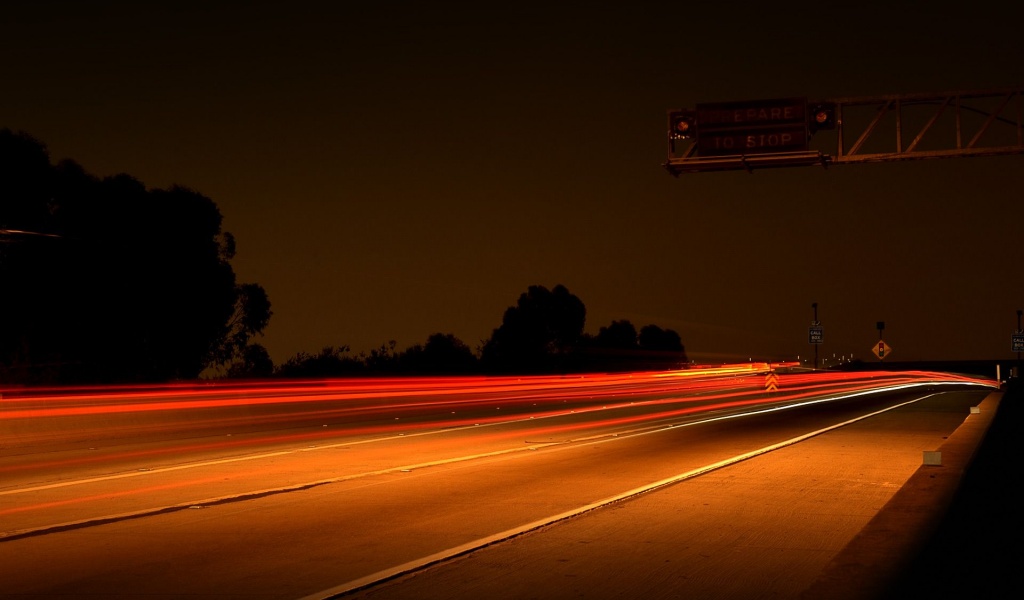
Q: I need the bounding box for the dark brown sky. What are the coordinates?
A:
[3,1,1023,366]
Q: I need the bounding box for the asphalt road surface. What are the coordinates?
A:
[340,389,1000,600]
[0,369,1003,599]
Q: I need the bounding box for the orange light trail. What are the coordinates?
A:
[0,365,771,420]
[1,366,997,522]
[1,366,997,465]
[1,366,995,427]
[0,474,231,517]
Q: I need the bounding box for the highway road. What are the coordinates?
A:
[0,366,997,599]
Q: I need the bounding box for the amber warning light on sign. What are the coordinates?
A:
[809,103,837,132]
[670,110,697,139]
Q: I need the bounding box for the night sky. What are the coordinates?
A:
[4,1,1023,366]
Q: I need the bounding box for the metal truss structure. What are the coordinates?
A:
[665,88,1024,175]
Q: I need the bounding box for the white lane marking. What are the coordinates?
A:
[1,383,988,543]
[0,449,296,496]
[0,406,584,496]
[0,441,565,541]
[2,380,986,497]
[296,389,968,600]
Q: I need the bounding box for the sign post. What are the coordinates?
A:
[809,302,821,369]
[875,321,886,361]
[1014,309,1023,377]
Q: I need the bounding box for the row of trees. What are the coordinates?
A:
[1,129,271,384]
[256,285,687,378]
[1,130,686,384]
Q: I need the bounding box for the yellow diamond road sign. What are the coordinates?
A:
[873,340,891,360]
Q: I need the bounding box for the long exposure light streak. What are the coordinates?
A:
[0,365,998,547]
[2,366,996,454]
[2,372,991,484]
[1,367,760,417]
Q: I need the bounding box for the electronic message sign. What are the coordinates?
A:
[694,97,809,156]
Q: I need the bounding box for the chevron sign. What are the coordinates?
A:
[765,371,780,392]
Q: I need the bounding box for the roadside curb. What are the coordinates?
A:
[800,391,1001,599]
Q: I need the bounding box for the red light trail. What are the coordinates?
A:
[2,365,995,461]
[0,365,997,562]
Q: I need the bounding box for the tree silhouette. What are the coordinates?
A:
[214,283,273,373]
[275,345,361,378]
[0,129,271,383]
[227,343,274,378]
[638,324,684,352]
[362,340,399,373]
[481,284,586,373]
[593,320,639,350]
[637,324,689,369]
[400,333,478,374]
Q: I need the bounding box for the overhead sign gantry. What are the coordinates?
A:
[665,88,1024,174]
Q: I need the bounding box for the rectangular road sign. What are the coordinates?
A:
[698,125,809,156]
[693,97,810,156]
[696,98,807,130]
[1013,334,1024,352]
[809,326,823,344]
